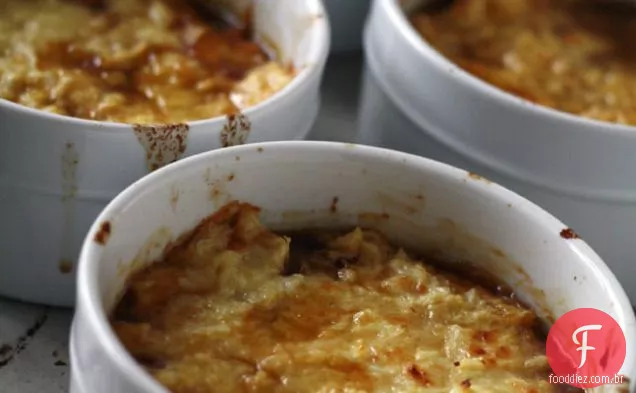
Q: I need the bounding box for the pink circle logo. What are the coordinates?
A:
[546,308,626,388]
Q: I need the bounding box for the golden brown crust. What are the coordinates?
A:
[0,0,294,124]
[112,202,577,392]
[412,0,636,125]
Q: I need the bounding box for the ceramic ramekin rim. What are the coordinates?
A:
[76,141,636,392]
[0,0,330,133]
[381,0,636,137]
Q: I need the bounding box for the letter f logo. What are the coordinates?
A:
[546,308,626,389]
[572,324,602,368]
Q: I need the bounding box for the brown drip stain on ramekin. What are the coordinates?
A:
[132,123,190,172]
[60,142,79,275]
[58,259,73,274]
[329,196,339,213]
[220,112,251,147]
[560,228,580,239]
[94,220,112,246]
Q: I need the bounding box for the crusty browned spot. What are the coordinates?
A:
[461,379,472,388]
[330,197,339,213]
[467,171,491,183]
[560,228,580,239]
[481,357,497,367]
[227,173,235,181]
[406,364,432,386]
[469,344,486,356]
[58,259,73,274]
[132,124,190,171]
[496,346,511,358]
[453,361,460,367]
[220,113,251,147]
[94,221,112,245]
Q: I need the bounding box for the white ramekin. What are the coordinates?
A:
[357,0,636,303]
[323,0,371,52]
[70,141,634,393]
[0,0,329,307]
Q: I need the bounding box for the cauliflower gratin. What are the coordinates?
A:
[112,202,580,392]
[412,0,636,126]
[0,0,295,124]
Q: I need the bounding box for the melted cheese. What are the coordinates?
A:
[412,0,636,126]
[0,0,294,124]
[112,202,571,392]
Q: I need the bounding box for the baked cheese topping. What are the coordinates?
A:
[0,0,294,124]
[112,202,577,392]
[412,0,636,126]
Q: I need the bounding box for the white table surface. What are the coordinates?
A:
[0,52,364,393]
